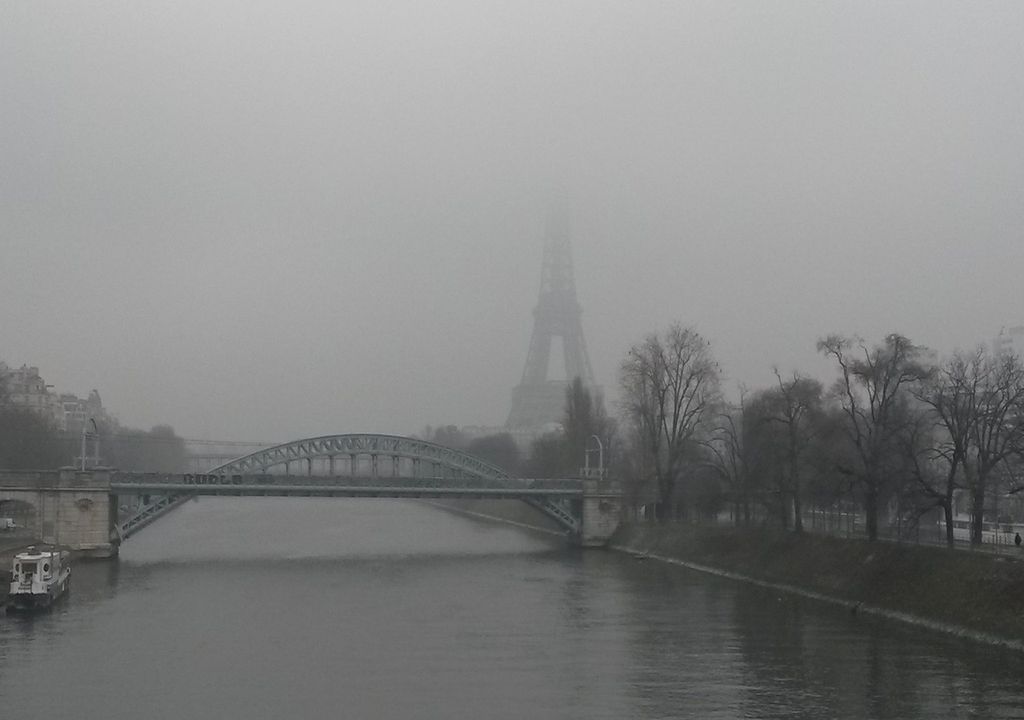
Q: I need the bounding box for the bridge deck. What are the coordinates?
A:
[111,482,581,499]
[111,472,584,540]
[111,473,582,500]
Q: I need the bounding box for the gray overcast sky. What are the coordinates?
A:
[3,1,1023,441]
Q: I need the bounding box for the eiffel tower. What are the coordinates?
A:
[506,207,596,432]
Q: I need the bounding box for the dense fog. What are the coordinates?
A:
[3,1,1023,440]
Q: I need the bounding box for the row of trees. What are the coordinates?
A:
[613,324,1024,546]
[0,373,69,469]
[420,423,523,474]
[421,377,615,479]
[0,373,187,472]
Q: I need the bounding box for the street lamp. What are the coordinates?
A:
[92,418,100,467]
[80,417,98,471]
[584,434,604,478]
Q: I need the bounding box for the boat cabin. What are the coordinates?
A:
[8,546,71,611]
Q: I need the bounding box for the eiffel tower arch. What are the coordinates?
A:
[506,208,596,433]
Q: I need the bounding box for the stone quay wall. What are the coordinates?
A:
[0,468,119,558]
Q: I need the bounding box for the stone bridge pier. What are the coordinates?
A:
[579,477,622,547]
[0,468,119,558]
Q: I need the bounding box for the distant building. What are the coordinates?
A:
[1,362,112,433]
[60,389,110,436]
[994,326,1024,358]
[0,363,63,427]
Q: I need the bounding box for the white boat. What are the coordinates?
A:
[7,547,71,612]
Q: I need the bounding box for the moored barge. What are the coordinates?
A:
[7,547,71,612]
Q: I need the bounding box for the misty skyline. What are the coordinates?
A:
[3,1,1023,441]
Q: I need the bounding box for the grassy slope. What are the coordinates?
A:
[613,523,1024,643]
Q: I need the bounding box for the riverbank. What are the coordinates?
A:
[611,523,1024,648]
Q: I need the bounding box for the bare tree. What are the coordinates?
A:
[761,369,825,533]
[616,418,657,518]
[703,389,756,526]
[522,379,614,479]
[963,350,1024,544]
[466,433,522,475]
[802,404,860,530]
[911,350,978,545]
[425,425,469,449]
[563,376,614,474]
[0,406,67,470]
[817,333,931,541]
[619,323,719,520]
[104,424,187,472]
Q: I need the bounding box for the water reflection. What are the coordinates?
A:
[728,571,1024,719]
[68,557,123,602]
[610,557,1024,720]
[3,501,1024,719]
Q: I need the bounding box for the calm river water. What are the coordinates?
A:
[2,498,1024,719]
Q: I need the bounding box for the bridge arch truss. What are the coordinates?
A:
[118,434,580,537]
[211,434,516,483]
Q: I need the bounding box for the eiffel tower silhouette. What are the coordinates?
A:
[506,207,595,431]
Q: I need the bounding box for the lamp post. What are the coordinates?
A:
[92,418,100,467]
[80,417,98,470]
[584,434,604,478]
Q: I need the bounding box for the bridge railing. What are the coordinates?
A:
[111,472,582,492]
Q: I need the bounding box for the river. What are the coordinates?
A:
[2,498,1023,719]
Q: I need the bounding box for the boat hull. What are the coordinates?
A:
[7,570,70,613]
